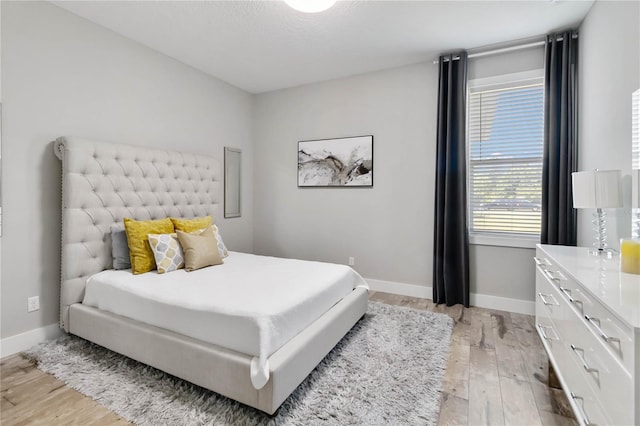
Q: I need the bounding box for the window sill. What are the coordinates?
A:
[470,233,539,249]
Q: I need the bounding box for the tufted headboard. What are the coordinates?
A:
[54,137,222,331]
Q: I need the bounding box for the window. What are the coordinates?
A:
[467,70,544,246]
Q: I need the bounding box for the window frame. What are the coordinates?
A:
[466,69,545,248]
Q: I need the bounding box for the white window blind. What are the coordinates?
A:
[467,72,544,237]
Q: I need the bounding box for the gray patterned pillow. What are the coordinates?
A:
[111,223,131,270]
[148,233,185,274]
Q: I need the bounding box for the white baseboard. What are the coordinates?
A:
[1,323,63,358]
[366,278,431,298]
[366,278,535,316]
[469,292,534,315]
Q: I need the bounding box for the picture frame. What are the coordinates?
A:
[297,135,373,187]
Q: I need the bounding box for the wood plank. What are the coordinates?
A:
[469,310,495,350]
[442,341,470,400]
[441,377,469,401]
[370,292,405,305]
[468,346,499,382]
[520,345,549,385]
[467,346,504,426]
[0,354,132,426]
[1,396,16,412]
[0,361,42,392]
[468,376,505,426]
[490,310,520,348]
[4,385,85,425]
[3,374,66,406]
[494,341,529,381]
[538,410,578,426]
[399,295,430,310]
[499,377,542,426]
[437,392,469,426]
[509,312,535,331]
[530,381,575,418]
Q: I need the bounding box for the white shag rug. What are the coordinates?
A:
[26,302,453,426]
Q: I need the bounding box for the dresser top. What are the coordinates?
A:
[538,244,640,329]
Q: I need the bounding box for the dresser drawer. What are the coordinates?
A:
[535,245,640,426]
[558,308,633,425]
[536,253,635,374]
[554,339,613,426]
[536,313,613,426]
[536,266,565,326]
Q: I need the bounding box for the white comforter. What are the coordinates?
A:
[83,252,369,389]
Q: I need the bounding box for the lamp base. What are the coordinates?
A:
[588,247,618,258]
[590,208,616,256]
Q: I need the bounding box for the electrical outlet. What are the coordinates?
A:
[348,257,355,266]
[27,296,40,312]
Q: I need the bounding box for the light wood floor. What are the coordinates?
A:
[1,292,576,425]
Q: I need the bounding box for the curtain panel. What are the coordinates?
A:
[541,31,579,246]
[433,52,470,307]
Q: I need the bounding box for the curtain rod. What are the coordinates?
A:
[433,33,578,64]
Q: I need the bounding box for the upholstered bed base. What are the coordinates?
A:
[69,287,368,414]
[55,136,369,414]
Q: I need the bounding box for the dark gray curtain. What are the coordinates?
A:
[541,31,579,246]
[433,52,469,307]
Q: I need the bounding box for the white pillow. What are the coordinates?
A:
[212,224,229,258]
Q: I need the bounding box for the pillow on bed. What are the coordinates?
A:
[148,233,184,274]
[171,216,229,258]
[189,224,229,259]
[124,217,174,274]
[171,216,212,233]
[176,227,223,271]
[110,223,131,270]
[211,224,229,258]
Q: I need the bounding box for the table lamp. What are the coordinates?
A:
[572,169,622,256]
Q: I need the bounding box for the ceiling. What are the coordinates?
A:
[53,1,594,94]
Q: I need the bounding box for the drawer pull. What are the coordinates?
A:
[559,286,584,311]
[584,315,621,343]
[543,269,561,282]
[533,257,548,269]
[570,393,596,426]
[570,344,599,374]
[559,286,574,301]
[537,323,558,341]
[538,292,559,306]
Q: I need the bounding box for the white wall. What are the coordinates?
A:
[253,51,542,308]
[254,63,437,287]
[578,0,640,248]
[0,1,254,341]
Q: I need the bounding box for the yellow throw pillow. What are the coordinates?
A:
[171,216,213,233]
[124,217,174,274]
[176,226,223,272]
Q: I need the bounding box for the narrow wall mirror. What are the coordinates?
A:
[224,147,241,218]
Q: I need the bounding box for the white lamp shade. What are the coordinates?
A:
[572,169,623,209]
[633,169,640,209]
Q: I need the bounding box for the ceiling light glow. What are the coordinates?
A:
[284,0,337,13]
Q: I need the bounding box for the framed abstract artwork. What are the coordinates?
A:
[298,135,373,187]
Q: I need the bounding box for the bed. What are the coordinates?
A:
[54,136,369,414]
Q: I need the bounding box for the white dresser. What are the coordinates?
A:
[535,244,640,426]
